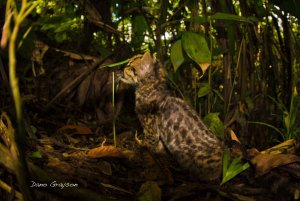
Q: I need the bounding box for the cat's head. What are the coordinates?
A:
[121,52,157,85]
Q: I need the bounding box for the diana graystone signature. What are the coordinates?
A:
[30,181,78,189]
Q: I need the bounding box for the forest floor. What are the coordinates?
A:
[1,48,300,201]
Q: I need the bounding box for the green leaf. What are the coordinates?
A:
[30,125,37,134]
[245,96,254,111]
[222,149,230,176]
[268,95,287,112]
[228,157,242,169]
[210,12,256,23]
[283,112,290,133]
[290,89,300,122]
[186,13,257,24]
[170,40,185,72]
[101,59,129,68]
[198,83,211,98]
[227,24,236,56]
[55,32,67,42]
[248,121,285,137]
[132,15,149,46]
[212,89,224,102]
[254,0,267,18]
[203,112,225,137]
[133,15,148,33]
[182,31,211,74]
[31,151,43,159]
[221,153,250,185]
[221,162,250,185]
[54,18,75,33]
[186,16,208,24]
[18,27,35,59]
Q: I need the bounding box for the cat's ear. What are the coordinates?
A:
[138,52,154,77]
[142,51,153,64]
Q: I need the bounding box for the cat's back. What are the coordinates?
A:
[158,96,224,180]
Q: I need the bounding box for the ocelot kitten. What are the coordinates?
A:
[122,52,224,181]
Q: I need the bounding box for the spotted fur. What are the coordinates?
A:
[122,52,224,180]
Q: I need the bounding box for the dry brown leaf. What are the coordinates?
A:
[137,181,161,201]
[43,145,54,152]
[47,155,74,174]
[63,151,88,158]
[116,131,133,143]
[97,161,112,175]
[251,153,300,177]
[59,124,93,135]
[199,63,210,75]
[228,128,241,144]
[88,145,122,158]
[65,135,81,145]
[0,112,14,147]
[247,148,260,158]
[0,10,12,48]
[261,139,296,155]
[54,48,95,60]
[101,182,132,194]
[87,145,135,159]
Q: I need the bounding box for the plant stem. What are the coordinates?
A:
[9,18,34,201]
[112,71,117,146]
[248,121,284,138]
[208,19,213,113]
[7,1,40,200]
[227,37,244,115]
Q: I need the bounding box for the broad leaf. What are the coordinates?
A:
[204,112,225,137]
[170,40,185,72]
[132,15,149,47]
[182,31,211,74]
[221,152,250,185]
[187,16,208,24]
[186,13,257,24]
[211,12,256,23]
[222,161,249,185]
[222,149,230,176]
[198,82,211,98]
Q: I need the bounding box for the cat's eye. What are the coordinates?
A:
[130,67,137,75]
